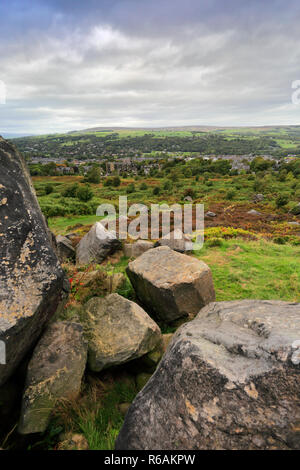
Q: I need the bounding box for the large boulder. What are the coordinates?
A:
[18,321,87,434]
[76,222,121,266]
[126,246,215,322]
[83,294,162,372]
[154,229,193,253]
[56,235,75,262]
[0,137,68,386]
[116,300,300,450]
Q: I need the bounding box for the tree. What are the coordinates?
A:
[76,185,94,202]
[84,166,101,184]
[112,176,121,187]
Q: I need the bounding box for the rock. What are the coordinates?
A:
[126,246,215,322]
[184,196,193,203]
[58,433,89,450]
[0,137,68,386]
[116,300,300,450]
[253,193,264,203]
[118,403,131,417]
[123,240,154,258]
[103,272,126,294]
[205,211,216,217]
[154,229,193,253]
[56,235,75,262]
[247,209,262,216]
[162,333,173,352]
[136,372,152,392]
[83,294,162,372]
[18,321,87,434]
[288,222,300,226]
[291,203,300,216]
[76,222,122,266]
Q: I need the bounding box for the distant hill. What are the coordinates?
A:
[71,124,300,134]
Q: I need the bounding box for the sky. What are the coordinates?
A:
[0,0,300,135]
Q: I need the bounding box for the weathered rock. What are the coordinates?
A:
[76,222,121,266]
[103,272,126,293]
[123,240,154,258]
[247,209,262,216]
[58,433,89,450]
[116,300,300,450]
[126,246,215,322]
[253,193,264,203]
[154,230,193,253]
[0,137,68,386]
[205,211,216,217]
[83,294,162,372]
[56,235,75,262]
[18,321,87,434]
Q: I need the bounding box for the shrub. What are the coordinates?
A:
[45,184,54,195]
[112,176,121,187]
[275,194,289,208]
[140,182,148,190]
[84,166,101,184]
[62,183,79,198]
[126,183,135,194]
[76,185,94,202]
[226,189,236,200]
[153,186,161,196]
[206,237,224,247]
[183,187,196,199]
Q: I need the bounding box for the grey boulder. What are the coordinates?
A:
[83,294,162,372]
[126,246,215,322]
[0,137,67,386]
[56,235,75,262]
[123,240,154,258]
[116,300,300,450]
[154,229,193,253]
[76,222,121,266]
[18,321,87,434]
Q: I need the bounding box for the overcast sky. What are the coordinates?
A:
[1,0,300,135]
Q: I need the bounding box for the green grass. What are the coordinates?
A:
[195,238,300,302]
[49,214,103,234]
[48,378,137,450]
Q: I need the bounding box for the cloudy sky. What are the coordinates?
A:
[0,0,300,135]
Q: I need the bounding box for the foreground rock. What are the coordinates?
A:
[154,230,193,253]
[84,294,161,372]
[116,300,300,450]
[19,322,87,434]
[0,137,67,386]
[123,240,154,258]
[56,235,75,262]
[76,222,121,266]
[126,246,215,322]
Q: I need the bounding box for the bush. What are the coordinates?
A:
[206,237,224,247]
[153,186,161,196]
[76,185,94,202]
[62,183,79,198]
[183,187,196,199]
[126,183,135,194]
[275,194,289,208]
[44,184,54,195]
[226,189,236,200]
[84,166,101,184]
[112,176,121,187]
[140,182,148,191]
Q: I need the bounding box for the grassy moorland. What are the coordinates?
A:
[4,131,300,450]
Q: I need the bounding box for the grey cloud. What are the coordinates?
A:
[1,1,300,133]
